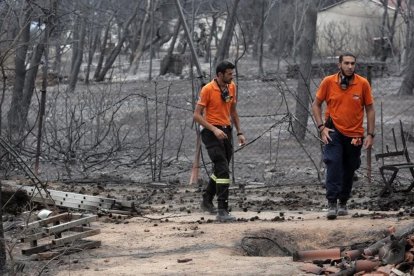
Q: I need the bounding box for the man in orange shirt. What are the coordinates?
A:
[193,61,246,222]
[312,53,375,220]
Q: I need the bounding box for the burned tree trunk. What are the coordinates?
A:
[160,19,181,75]
[399,54,414,95]
[205,13,218,63]
[8,1,57,140]
[93,16,113,81]
[258,0,266,77]
[8,3,31,139]
[214,0,240,66]
[95,5,138,82]
[0,182,5,270]
[293,1,319,140]
[379,0,402,61]
[129,0,152,75]
[67,15,86,92]
[399,0,414,95]
[84,1,103,84]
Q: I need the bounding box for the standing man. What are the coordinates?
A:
[312,53,375,220]
[193,61,246,222]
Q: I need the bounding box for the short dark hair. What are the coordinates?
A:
[216,61,235,76]
[339,52,356,63]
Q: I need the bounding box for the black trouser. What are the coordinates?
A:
[323,130,362,204]
[201,126,233,210]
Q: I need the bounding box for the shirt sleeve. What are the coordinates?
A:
[230,82,237,104]
[362,80,374,106]
[315,77,329,102]
[197,85,209,107]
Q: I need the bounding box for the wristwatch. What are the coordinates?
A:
[367,133,375,138]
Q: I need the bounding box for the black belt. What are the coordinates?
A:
[214,125,231,129]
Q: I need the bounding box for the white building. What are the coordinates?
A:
[316,0,406,58]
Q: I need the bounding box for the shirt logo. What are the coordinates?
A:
[352,94,361,100]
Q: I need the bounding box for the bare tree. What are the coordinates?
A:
[8,0,57,140]
[129,0,153,75]
[214,0,240,66]
[379,0,402,61]
[400,0,414,71]
[7,1,32,139]
[291,0,307,63]
[204,11,219,63]
[293,0,319,140]
[0,182,5,270]
[399,0,414,95]
[95,3,139,82]
[267,0,295,70]
[159,19,181,75]
[92,14,114,81]
[258,0,266,76]
[84,0,104,84]
[67,1,87,93]
[237,1,262,57]
[0,2,17,267]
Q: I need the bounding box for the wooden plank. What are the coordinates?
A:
[104,209,133,215]
[22,243,54,255]
[46,216,97,234]
[69,226,93,232]
[52,229,101,246]
[113,199,134,208]
[21,231,48,243]
[22,239,102,256]
[27,240,102,259]
[29,251,60,261]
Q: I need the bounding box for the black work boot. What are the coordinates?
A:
[337,201,348,216]
[326,201,337,220]
[216,184,236,222]
[201,194,216,214]
[200,179,217,214]
[216,209,236,222]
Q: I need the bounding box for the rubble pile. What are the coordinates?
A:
[295,223,414,275]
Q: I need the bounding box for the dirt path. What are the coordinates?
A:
[45,209,412,276]
[7,180,414,275]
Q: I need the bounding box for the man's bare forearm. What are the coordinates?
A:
[366,105,375,134]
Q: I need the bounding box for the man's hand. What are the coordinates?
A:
[320,127,334,144]
[238,134,246,146]
[364,135,374,149]
[213,128,228,140]
[351,138,362,146]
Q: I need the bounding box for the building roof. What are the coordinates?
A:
[320,0,406,12]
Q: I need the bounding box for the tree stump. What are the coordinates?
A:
[160,54,185,75]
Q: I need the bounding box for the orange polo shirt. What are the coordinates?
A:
[197,79,236,126]
[316,73,374,137]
